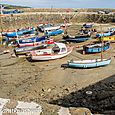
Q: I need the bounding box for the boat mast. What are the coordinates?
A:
[64,18,67,35]
[0,6,4,44]
[100,24,104,61]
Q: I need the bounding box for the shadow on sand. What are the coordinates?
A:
[49,74,115,114]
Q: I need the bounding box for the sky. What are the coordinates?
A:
[0,0,115,8]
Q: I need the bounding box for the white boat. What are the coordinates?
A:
[44,26,61,31]
[30,42,73,61]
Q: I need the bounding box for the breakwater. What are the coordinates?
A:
[0,12,115,31]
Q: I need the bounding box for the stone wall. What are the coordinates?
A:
[0,13,115,31]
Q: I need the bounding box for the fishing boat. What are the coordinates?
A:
[98,36,115,41]
[16,36,48,47]
[14,44,48,56]
[63,34,91,43]
[67,32,111,68]
[83,41,110,54]
[59,23,72,27]
[45,29,64,36]
[2,27,35,37]
[96,31,113,37]
[83,23,93,28]
[38,23,60,32]
[29,42,73,61]
[68,58,111,68]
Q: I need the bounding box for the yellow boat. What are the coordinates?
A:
[99,36,115,41]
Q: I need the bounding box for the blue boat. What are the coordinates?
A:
[83,24,93,28]
[68,57,111,68]
[17,36,47,44]
[2,28,35,37]
[83,41,110,54]
[96,31,113,37]
[45,29,64,36]
[63,34,91,43]
[2,9,24,14]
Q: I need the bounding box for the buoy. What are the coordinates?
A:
[83,51,86,55]
[86,91,93,95]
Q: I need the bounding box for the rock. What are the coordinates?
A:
[58,93,63,97]
[58,100,63,105]
[69,107,92,115]
[42,88,45,92]
[11,53,16,58]
[40,93,44,96]
[3,50,10,54]
[47,88,51,92]
[58,107,71,115]
[64,88,70,92]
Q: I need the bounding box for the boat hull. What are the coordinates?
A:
[64,37,90,43]
[14,45,47,56]
[63,34,91,43]
[45,29,64,36]
[68,58,111,68]
[30,47,73,61]
[3,28,35,37]
[96,32,113,37]
[83,42,110,53]
[102,36,115,41]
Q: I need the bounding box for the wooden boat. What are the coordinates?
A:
[38,23,60,32]
[96,31,113,37]
[68,58,111,68]
[83,24,93,28]
[2,27,35,37]
[2,9,23,14]
[16,36,48,47]
[14,44,48,56]
[44,26,61,31]
[98,36,115,41]
[83,41,110,54]
[63,34,91,43]
[59,23,72,27]
[29,42,73,61]
[67,24,111,69]
[45,29,64,36]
